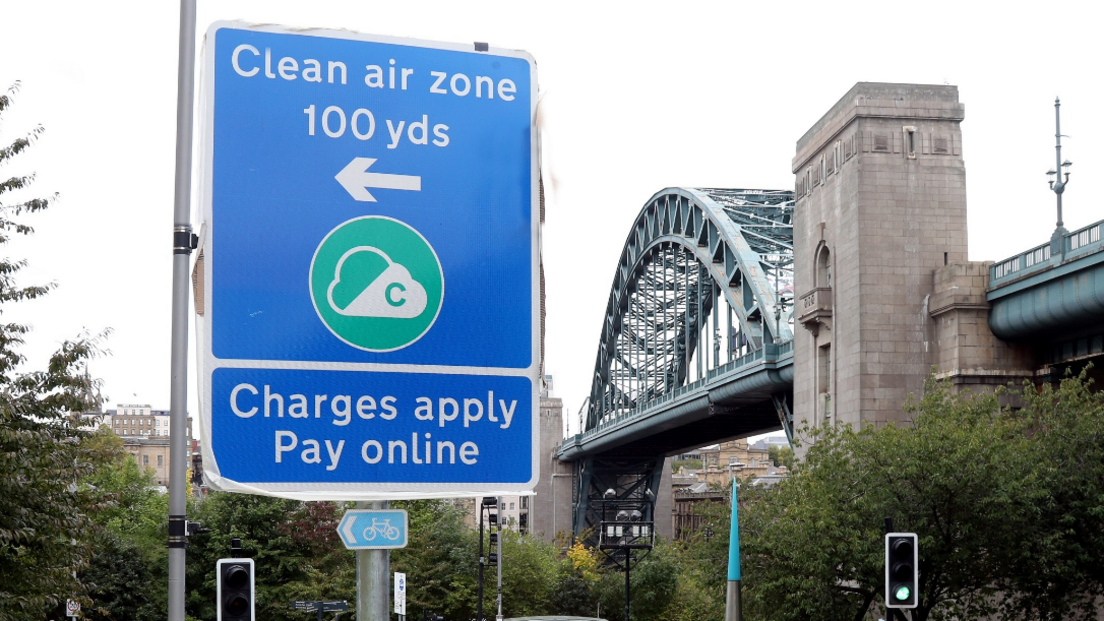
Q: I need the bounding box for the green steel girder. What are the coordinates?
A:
[586,188,794,432]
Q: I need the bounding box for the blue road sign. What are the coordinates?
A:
[196,23,539,500]
[338,509,409,549]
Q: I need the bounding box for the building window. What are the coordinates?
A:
[904,126,916,159]
[521,497,528,509]
[143,455,149,466]
[500,503,505,511]
[819,345,832,393]
[834,140,842,172]
[816,245,832,288]
[509,502,515,511]
[157,455,163,467]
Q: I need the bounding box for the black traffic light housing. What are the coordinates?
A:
[217,558,255,620]
[885,533,918,609]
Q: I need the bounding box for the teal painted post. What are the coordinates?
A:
[724,477,741,621]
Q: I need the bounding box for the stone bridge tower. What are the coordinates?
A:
[792,83,969,436]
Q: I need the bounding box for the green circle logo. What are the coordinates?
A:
[310,216,444,352]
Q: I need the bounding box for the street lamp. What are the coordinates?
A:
[599,500,654,621]
[1048,97,1073,252]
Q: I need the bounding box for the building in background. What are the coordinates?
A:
[697,438,772,487]
[84,403,194,488]
[527,375,572,543]
[467,376,573,543]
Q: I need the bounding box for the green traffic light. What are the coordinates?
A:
[894,585,911,601]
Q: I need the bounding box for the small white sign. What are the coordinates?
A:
[66,599,80,617]
[394,572,406,615]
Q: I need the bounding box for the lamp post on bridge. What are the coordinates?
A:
[1047,97,1073,254]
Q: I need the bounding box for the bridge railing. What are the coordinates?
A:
[990,219,1104,287]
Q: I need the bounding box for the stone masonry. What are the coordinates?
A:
[793,83,970,435]
[792,83,1035,441]
[528,394,573,543]
[929,261,1033,388]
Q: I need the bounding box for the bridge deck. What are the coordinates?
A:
[988,219,1104,342]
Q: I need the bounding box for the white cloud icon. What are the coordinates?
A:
[326,246,428,319]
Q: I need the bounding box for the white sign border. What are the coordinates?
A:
[195,21,541,501]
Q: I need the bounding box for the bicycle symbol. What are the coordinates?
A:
[362,518,401,542]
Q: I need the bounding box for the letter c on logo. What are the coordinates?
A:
[386,282,407,307]
[230,383,259,418]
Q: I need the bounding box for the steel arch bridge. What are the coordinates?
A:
[557,187,797,539]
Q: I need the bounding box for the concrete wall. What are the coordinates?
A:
[793,83,969,436]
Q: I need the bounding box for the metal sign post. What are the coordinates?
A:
[167,2,197,621]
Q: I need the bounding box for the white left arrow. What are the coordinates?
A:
[341,515,357,545]
[335,157,421,202]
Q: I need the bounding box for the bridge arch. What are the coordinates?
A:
[586,188,795,432]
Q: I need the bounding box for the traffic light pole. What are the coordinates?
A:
[478,503,485,621]
[168,1,197,620]
[356,500,390,621]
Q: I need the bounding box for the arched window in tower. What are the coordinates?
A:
[816,245,832,289]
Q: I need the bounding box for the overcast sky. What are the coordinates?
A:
[1,1,1101,437]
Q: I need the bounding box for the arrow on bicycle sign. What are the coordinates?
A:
[337,509,408,549]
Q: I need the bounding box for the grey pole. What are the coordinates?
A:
[1055,98,1065,230]
[1048,97,1072,254]
[356,500,390,621]
[478,502,485,621]
[167,1,197,620]
[495,515,503,621]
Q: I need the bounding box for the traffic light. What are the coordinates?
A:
[217,558,255,620]
[885,533,918,609]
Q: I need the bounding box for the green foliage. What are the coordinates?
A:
[739,372,1104,621]
[392,499,476,618]
[184,492,329,621]
[78,427,169,618]
[767,444,794,469]
[82,529,164,621]
[595,542,678,621]
[0,81,108,621]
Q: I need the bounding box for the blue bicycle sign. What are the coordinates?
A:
[337,509,408,549]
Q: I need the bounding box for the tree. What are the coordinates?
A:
[767,445,794,469]
[997,369,1104,620]
[0,82,107,621]
[739,374,1104,621]
[79,427,168,619]
[594,541,678,621]
[550,540,602,616]
[185,491,319,621]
